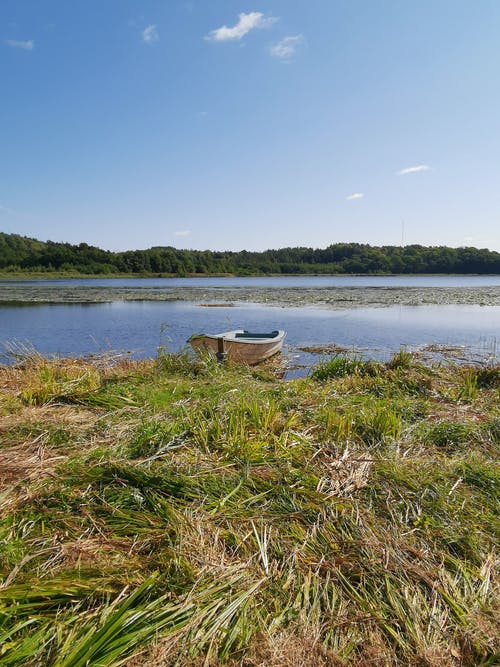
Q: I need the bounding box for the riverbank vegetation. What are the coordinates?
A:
[1,232,500,276]
[1,349,498,665]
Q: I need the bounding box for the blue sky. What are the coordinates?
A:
[1,1,500,252]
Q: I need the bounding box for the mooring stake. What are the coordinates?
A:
[216,337,227,363]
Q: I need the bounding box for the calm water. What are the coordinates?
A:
[1,300,498,369]
[1,275,500,287]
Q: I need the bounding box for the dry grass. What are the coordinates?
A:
[129,627,345,667]
[0,442,65,487]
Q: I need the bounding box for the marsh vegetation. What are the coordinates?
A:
[0,349,498,665]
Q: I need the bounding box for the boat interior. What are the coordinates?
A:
[234,331,280,339]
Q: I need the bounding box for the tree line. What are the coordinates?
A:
[1,232,499,275]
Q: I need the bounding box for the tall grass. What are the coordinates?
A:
[0,353,498,665]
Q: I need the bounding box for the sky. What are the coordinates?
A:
[1,1,500,253]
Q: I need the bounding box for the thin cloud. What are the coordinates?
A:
[206,12,277,42]
[5,39,34,50]
[175,230,192,237]
[270,35,304,60]
[397,165,431,175]
[346,193,365,200]
[1,204,19,214]
[0,203,30,218]
[142,25,159,44]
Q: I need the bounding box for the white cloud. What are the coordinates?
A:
[397,165,431,175]
[270,35,304,60]
[175,230,192,237]
[5,39,34,50]
[142,25,159,44]
[346,193,365,200]
[206,12,277,42]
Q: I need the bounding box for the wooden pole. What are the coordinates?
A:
[216,337,227,363]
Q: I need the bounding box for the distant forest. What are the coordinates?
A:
[1,232,499,275]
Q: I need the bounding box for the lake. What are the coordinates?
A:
[1,276,498,370]
[2,275,500,288]
[1,297,499,371]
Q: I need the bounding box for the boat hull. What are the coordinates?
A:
[189,330,286,365]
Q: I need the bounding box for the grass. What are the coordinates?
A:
[310,354,378,380]
[0,351,498,666]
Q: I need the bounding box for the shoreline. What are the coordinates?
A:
[1,284,499,308]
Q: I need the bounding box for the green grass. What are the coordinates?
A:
[0,352,498,665]
[310,354,378,380]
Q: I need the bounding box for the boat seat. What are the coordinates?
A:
[234,331,279,339]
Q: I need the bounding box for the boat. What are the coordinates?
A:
[188,329,286,365]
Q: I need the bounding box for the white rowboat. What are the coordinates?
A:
[189,329,286,365]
